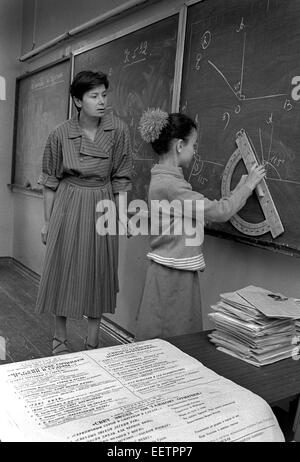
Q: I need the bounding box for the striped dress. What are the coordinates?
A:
[36,111,132,319]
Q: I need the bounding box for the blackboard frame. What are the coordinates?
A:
[10,56,71,195]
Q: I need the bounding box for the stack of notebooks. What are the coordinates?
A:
[208,286,300,367]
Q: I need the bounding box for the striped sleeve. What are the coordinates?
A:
[38,130,62,190]
[204,184,252,222]
[111,123,133,194]
[164,176,253,223]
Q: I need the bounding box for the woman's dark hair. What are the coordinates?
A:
[151,113,197,155]
[70,70,109,109]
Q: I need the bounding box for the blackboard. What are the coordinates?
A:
[73,14,179,201]
[12,58,70,191]
[180,0,300,255]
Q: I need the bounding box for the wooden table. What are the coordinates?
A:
[168,330,300,440]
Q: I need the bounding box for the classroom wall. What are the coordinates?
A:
[0,0,22,257]
[13,0,300,335]
[21,0,135,55]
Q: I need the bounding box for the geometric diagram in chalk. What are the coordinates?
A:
[221,129,284,238]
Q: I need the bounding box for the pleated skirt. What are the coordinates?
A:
[36,177,118,319]
[135,260,203,341]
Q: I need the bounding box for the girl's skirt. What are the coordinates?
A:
[36,177,118,319]
[135,260,203,340]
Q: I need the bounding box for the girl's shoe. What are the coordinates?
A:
[52,337,70,355]
[84,338,99,350]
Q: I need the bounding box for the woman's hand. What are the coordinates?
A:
[245,164,266,191]
[127,220,133,238]
[118,219,133,238]
[41,222,50,245]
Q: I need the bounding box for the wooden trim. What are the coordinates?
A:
[8,184,43,198]
[172,5,187,111]
[71,7,181,58]
[16,56,70,82]
[0,257,12,266]
[205,227,300,258]
[8,258,41,285]
[101,316,134,344]
[19,0,156,61]
[11,79,20,186]
[69,54,75,119]
[184,0,205,6]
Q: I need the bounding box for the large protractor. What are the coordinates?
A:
[221,129,284,238]
[221,148,270,236]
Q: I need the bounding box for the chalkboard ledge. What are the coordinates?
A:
[8,184,43,198]
[205,227,300,259]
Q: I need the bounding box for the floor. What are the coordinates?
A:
[0,260,298,441]
[0,261,123,365]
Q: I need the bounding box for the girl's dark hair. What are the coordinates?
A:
[70,70,109,108]
[151,113,197,155]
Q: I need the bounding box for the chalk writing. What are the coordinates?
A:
[201,31,211,50]
[234,81,241,93]
[283,98,293,111]
[195,53,202,71]
[188,154,203,182]
[31,73,64,91]
[124,41,148,67]
[181,100,188,112]
[222,112,230,130]
[235,104,241,114]
[236,17,245,33]
[270,155,285,168]
[197,176,208,185]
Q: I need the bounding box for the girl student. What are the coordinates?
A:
[135,108,265,341]
[36,70,133,354]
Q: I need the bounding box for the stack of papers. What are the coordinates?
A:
[208,286,300,367]
[295,299,300,341]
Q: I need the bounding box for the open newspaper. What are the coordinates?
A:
[0,339,284,442]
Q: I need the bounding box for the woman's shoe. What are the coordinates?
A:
[52,337,70,355]
[84,338,99,350]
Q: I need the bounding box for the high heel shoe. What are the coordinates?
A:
[52,337,70,355]
[84,338,99,350]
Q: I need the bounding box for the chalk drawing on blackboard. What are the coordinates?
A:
[201,31,211,50]
[181,0,300,252]
[187,12,300,189]
[236,17,245,33]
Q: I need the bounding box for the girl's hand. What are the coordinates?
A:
[245,164,266,191]
[41,222,49,245]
